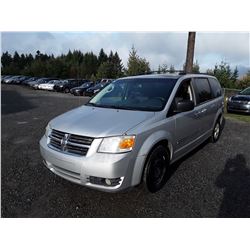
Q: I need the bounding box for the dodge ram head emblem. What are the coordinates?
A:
[61,133,70,151]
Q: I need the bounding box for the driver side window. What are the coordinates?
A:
[168,78,194,117]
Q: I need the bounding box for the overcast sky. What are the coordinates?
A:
[1,32,249,74]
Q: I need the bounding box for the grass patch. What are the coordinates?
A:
[225,112,250,123]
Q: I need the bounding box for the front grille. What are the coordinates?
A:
[48,129,94,156]
[232,100,249,104]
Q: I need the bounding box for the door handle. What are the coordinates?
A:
[194,108,207,118]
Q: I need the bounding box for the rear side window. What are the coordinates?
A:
[209,78,222,98]
[193,78,212,104]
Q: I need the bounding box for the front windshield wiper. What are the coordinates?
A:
[85,102,98,107]
[86,103,159,111]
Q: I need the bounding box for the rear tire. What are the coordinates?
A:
[65,88,70,93]
[210,119,221,143]
[143,145,170,193]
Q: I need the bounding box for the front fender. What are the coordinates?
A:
[131,130,174,186]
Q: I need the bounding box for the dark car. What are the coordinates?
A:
[53,79,89,93]
[1,75,11,83]
[22,77,40,86]
[70,82,94,96]
[227,87,250,114]
[14,76,31,84]
[85,82,110,97]
[4,75,23,84]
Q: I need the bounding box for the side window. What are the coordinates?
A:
[209,78,222,98]
[168,79,193,116]
[193,78,212,104]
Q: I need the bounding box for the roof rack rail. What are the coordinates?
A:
[143,70,185,75]
[179,72,213,75]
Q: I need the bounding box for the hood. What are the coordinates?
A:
[231,95,250,102]
[50,105,155,138]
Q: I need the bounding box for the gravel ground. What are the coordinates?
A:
[1,84,250,217]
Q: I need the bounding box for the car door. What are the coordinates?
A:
[192,77,215,137]
[168,78,201,159]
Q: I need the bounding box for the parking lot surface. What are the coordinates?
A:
[2,84,250,217]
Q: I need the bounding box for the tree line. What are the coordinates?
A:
[1,46,249,89]
[1,46,150,81]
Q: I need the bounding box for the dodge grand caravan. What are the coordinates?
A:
[40,74,224,193]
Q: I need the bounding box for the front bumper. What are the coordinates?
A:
[227,102,250,113]
[39,135,135,192]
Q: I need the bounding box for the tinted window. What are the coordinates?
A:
[209,78,222,98]
[193,78,212,104]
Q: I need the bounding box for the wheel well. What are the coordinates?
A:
[140,140,171,184]
[216,112,224,126]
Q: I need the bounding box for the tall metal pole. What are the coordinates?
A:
[185,32,196,73]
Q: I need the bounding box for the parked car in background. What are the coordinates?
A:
[53,79,89,93]
[40,74,224,193]
[2,75,12,83]
[22,77,40,86]
[1,75,11,83]
[70,82,94,96]
[227,87,250,114]
[85,82,110,96]
[4,75,22,84]
[100,78,113,84]
[32,78,57,89]
[38,80,61,91]
[14,76,31,84]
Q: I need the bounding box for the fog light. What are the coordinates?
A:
[105,178,112,186]
[89,176,122,187]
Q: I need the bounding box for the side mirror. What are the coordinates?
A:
[174,100,194,113]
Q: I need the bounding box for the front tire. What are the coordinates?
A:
[143,145,170,193]
[64,88,70,93]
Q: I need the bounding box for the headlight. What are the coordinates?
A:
[98,135,136,153]
[45,124,52,138]
[248,101,250,105]
[93,89,99,93]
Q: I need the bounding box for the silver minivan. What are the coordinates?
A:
[40,74,224,193]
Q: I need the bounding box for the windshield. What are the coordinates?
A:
[37,78,47,83]
[87,78,177,111]
[239,87,250,95]
[81,82,92,88]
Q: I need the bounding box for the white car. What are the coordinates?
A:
[38,80,60,91]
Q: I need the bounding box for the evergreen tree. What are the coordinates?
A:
[157,64,168,73]
[207,61,237,88]
[192,60,200,73]
[169,65,175,73]
[126,46,150,76]
[98,48,108,66]
[231,67,239,83]
[1,52,12,68]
